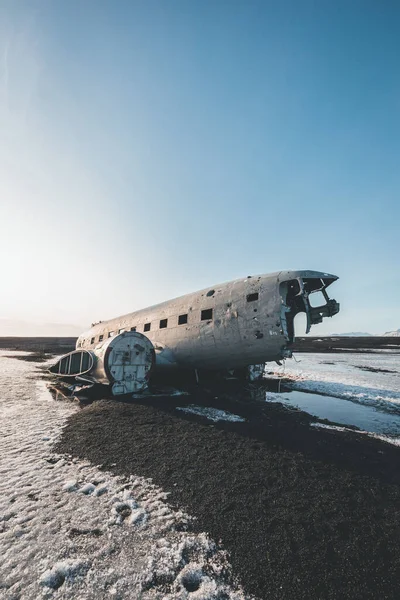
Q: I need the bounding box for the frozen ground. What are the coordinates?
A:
[176,406,245,423]
[311,422,400,446]
[0,352,250,600]
[266,351,400,438]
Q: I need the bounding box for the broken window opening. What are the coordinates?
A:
[293,312,307,337]
[90,337,95,344]
[280,278,340,343]
[247,292,259,302]
[303,278,325,294]
[201,308,213,321]
[309,291,326,308]
[178,314,188,325]
[159,318,168,329]
[49,350,93,376]
[99,334,104,342]
[130,326,136,332]
[144,323,151,332]
[108,331,115,338]
[70,352,81,373]
[59,355,70,375]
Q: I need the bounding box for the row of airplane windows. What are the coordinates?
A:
[88,292,259,345]
[90,308,211,344]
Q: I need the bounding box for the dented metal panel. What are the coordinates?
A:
[50,331,155,395]
[75,270,340,373]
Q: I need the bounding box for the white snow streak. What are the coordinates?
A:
[311,422,400,447]
[177,405,245,422]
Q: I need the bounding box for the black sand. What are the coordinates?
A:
[55,388,400,600]
[0,337,76,355]
[293,336,400,353]
[1,335,400,356]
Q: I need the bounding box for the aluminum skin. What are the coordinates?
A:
[76,270,340,371]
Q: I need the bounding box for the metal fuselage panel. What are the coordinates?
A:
[77,270,339,370]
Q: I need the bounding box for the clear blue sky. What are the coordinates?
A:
[0,0,399,335]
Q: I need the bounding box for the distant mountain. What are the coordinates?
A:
[331,332,373,337]
[0,319,83,337]
[382,329,400,337]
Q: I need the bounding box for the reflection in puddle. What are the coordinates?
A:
[265,388,400,438]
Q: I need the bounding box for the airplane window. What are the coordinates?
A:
[81,352,90,371]
[201,308,213,321]
[90,337,95,344]
[130,326,136,332]
[99,334,104,342]
[108,331,115,338]
[144,323,151,332]
[59,355,71,375]
[118,328,126,334]
[206,289,215,297]
[159,318,168,329]
[70,352,82,374]
[178,314,188,325]
[247,292,259,302]
[309,291,325,307]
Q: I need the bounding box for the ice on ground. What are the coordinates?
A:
[311,422,400,447]
[39,559,89,590]
[177,405,245,422]
[0,352,251,599]
[110,490,148,527]
[79,483,97,495]
[63,479,79,492]
[268,352,400,412]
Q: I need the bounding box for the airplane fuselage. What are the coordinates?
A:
[76,270,340,371]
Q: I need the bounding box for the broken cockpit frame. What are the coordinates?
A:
[280,273,340,344]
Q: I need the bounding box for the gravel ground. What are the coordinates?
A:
[56,387,400,600]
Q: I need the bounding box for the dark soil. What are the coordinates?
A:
[0,337,76,354]
[55,387,400,600]
[354,365,397,374]
[2,352,52,363]
[293,336,400,353]
[2,335,399,356]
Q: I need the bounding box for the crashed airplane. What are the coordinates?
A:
[49,270,339,395]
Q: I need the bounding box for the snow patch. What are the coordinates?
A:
[110,490,148,527]
[63,479,78,492]
[79,482,96,495]
[0,351,250,599]
[382,329,400,337]
[39,559,88,589]
[177,405,245,422]
[312,422,400,447]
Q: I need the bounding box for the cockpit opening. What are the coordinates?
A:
[293,312,307,337]
[308,290,326,308]
[280,276,340,344]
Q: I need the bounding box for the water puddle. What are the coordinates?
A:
[265,388,400,438]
